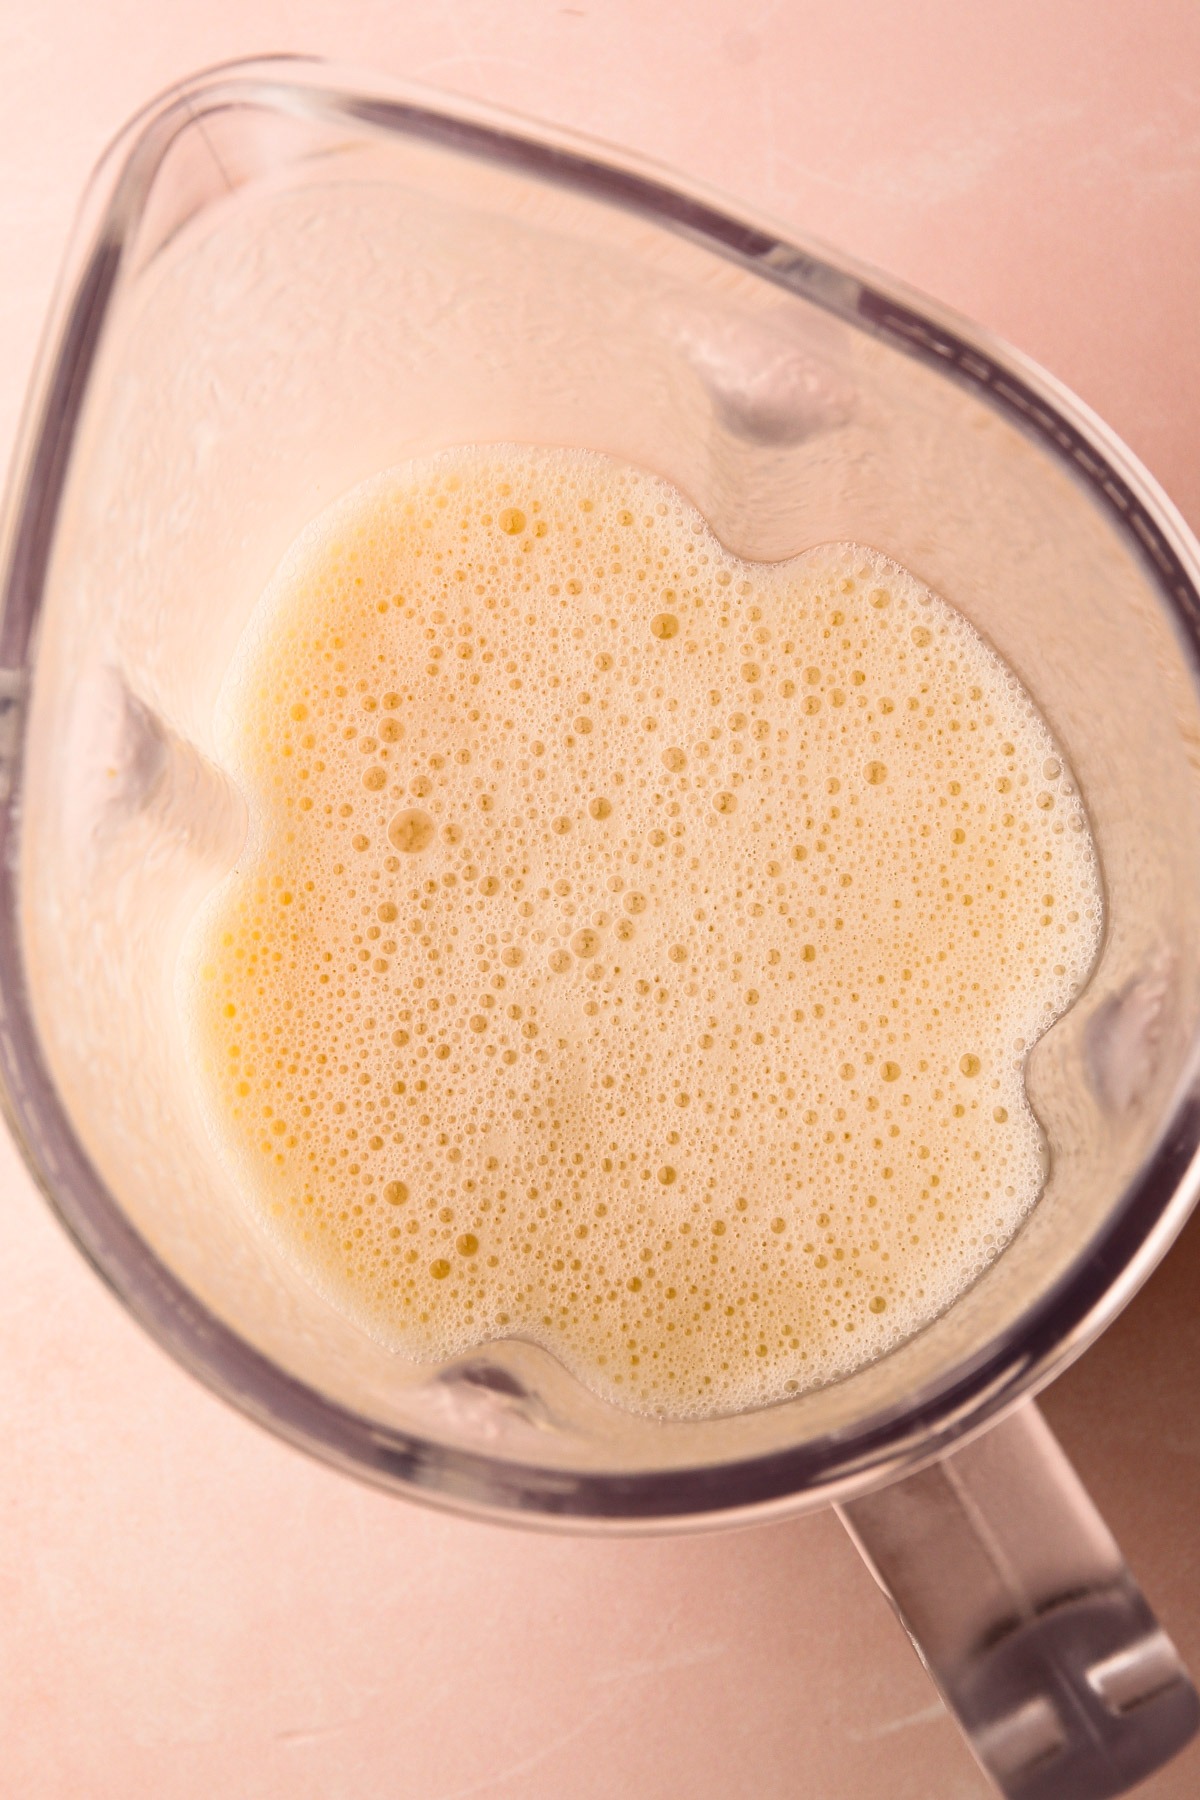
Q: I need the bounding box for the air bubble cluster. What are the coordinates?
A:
[184,446,1103,1417]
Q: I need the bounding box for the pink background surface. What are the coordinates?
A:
[2,3,1200,1795]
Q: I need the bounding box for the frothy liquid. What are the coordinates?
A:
[183,447,1102,1417]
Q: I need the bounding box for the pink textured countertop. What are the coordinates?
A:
[2,4,1199,1795]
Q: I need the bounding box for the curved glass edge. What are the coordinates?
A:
[2,57,1200,1531]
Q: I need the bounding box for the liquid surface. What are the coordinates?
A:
[183,447,1102,1417]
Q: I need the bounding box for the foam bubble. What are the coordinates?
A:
[182,446,1103,1418]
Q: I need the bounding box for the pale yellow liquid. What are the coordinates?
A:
[183,447,1102,1417]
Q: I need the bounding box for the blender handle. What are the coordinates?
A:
[837,1400,1199,1799]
